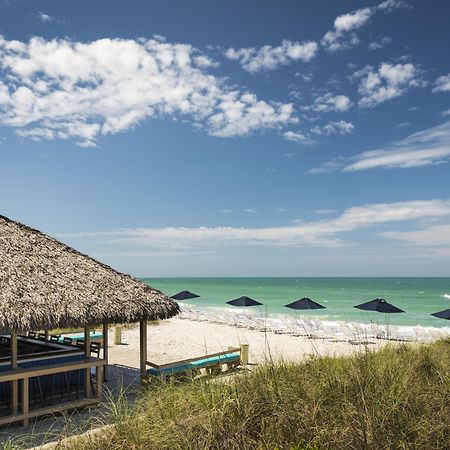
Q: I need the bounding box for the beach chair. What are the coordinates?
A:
[62,336,73,345]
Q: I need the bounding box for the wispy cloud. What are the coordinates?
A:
[353,62,425,108]
[0,35,297,146]
[35,11,64,24]
[224,40,319,73]
[382,223,450,247]
[58,199,450,250]
[310,120,450,173]
[321,0,410,52]
[368,36,392,50]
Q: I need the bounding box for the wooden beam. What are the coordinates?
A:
[102,321,108,382]
[139,320,147,382]
[0,398,100,427]
[11,333,18,415]
[84,326,91,398]
[0,358,106,383]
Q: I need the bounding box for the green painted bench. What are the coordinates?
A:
[146,347,242,378]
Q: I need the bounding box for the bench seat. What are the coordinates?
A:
[147,349,241,377]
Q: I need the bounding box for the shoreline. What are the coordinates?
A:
[177,304,450,343]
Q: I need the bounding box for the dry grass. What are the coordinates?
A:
[47,339,450,450]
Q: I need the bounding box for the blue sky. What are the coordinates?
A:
[1,0,450,276]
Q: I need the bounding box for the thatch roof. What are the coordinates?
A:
[0,215,180,333]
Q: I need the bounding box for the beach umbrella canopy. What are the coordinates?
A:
[170,290,200,301]
[285,297,326,310]
[354,298,404,314]
[431,308,450,320]
[227,296,263,307]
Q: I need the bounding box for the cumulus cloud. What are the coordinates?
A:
[353,62,425,108]
[59,198,450,250]
[433,73,450,93]
[0,36,296,146]
[311,120,354,136]
[322,1,410,52]
[225,40,318,73]
[303,93,351,113]
[310,120,450,173]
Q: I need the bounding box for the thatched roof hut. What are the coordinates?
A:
[0,215,180,333]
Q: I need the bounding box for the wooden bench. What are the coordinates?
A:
[146,346,243,378]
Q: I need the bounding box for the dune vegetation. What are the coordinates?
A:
[6,340,450,450]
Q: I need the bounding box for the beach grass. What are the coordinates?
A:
[49,339,450,450]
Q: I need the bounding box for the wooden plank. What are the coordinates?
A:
[146,347,241,369]
[22,378,29,427]
[139,320,147,382]
[0,398,100,427]
[102,321,108,382]
[0,358,106,383]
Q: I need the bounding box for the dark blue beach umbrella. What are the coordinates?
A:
[227,296,263,307]
[431,309,450,320]
[285,297,326,310]
[354,298,404,314]
[170,290,200,301]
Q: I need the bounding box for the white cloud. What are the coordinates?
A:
[368,36,392,50]
[354,62,425,108]
[304,93,351,113]
[382,224,450,247]
[441,108,450,117]
[36,11,53,22]
[322,1,409,52]
[310,120,450,173]
[225,40,318,73]
[0,36,296,146]
[311,120,354,136]
[283,130,315,145]
[59,199,450,250]
[314,209,337,215]
[433,73,450,93]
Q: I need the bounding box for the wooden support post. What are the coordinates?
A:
[139,320,147,382]
[96,365,103,400]
[11,333,18,416]
[84,326,91,398]
[22,377,29,427]
[240,343,249,365]
[102,321,108,382]
[114,326,122,345]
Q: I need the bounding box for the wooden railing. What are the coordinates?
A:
[0,357,106,427]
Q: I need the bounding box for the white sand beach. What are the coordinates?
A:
[108,317,386,379]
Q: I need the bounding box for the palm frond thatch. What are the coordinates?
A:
[0,215,180,333]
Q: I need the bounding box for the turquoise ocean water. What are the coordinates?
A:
[141,278,450,328]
